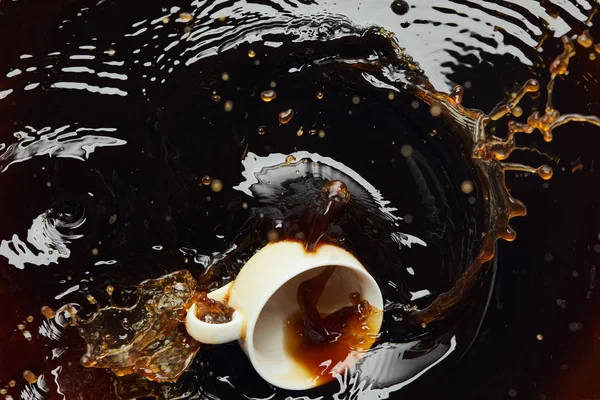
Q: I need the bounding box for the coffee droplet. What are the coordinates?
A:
[577,30,593,48]
[266,229,279,242]
[318,129,326,138]
[461,180,474,194]
[86,294,97,304]
[247,49,256,58]
[224,100,233,112]
[401,144,413,157]
[316,91,324,99]
[285,155,296,164]
[537,165,553,180]
[351,95,361,104]
[23,370,37,384]
[106,285,114,296]
[41,306,55,319]
[211,94,221,102]
[309,129,317,136]
[211,179,223,192]
[201,176,212,185]
[512,106,523,117]
[260,90,277,102]
[595,43,600,53]
[278,108,294,124]
[297,126,304,137]
[179,12,193,22]
[391,0,409,15]
[221,72,229,81]
[387,91,395,100]
[430,105,442,117]
[258,126,266,135]
[590,53,597,61]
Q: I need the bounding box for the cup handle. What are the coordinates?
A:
[185,282,244,344]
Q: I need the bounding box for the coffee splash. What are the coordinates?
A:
[409,33,600,325]
[76,270,201,382]
[285,267,379,385]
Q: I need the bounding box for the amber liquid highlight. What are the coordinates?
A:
[283,267,377,385]
[408,31,600,325]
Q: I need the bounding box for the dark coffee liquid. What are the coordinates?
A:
[5,0,597,398]
[284,267,376,384]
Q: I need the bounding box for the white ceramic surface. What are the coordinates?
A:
[186,240,384,390]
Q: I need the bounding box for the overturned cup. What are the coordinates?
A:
[185,240,384,390]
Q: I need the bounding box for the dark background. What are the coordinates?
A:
[0,0,598,399]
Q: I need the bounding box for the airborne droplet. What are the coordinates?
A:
[537,165,553,180]
[576,30,593,48]
[260,90,277,102]
[278,108,294,124]
[179,12,194,22]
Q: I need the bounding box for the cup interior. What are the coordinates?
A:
[249,264,382,390]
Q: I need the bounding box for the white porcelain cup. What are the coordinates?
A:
[185,240,384,390]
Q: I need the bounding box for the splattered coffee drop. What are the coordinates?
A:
[194,292,234,324]
[178,12,193,22]
[22,370,37,384]
[391,0,409,15]
[41,306,55,319]
[285,155,296,164]
[461,180,474,194]
[537,165,553,180]
[201,176,212,186]
[211,179,223,192]
[576,29,593,48]
[260,90,276,102]
[211,94,221,102]
[278,108,294,124]
[247,49,256,58]
[224,100,233,112]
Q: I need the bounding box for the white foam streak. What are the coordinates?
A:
[409,289,432,300]
[125,27,148,37]
[0,125,126,172]
[24,83,40,91]
[0,210,85,270]
[51,81,127,96]
[54,285,80,300]
[6,68,22,78]
[51,367,66,400]
[97,71,128,80]
[62,66,96,74]
[69,54,95,60]
[0,89,14,100]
